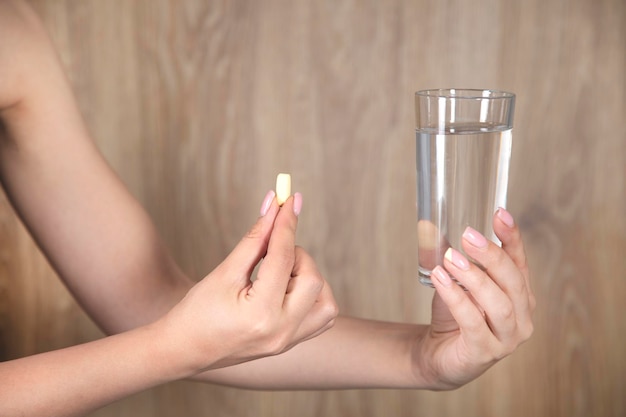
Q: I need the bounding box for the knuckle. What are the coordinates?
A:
[244,221,264,241]
[494,322,534,361]
[251,318,290,355]
[272,251,295,272]
[465,270,489,293]
[295,266,325,292]
[322,298,340,320]
[268,333,291,355]
[250,315,275,339]
[519,255,530,272]
[511,278,527,299]
[492,340,518,361]
[307,273,325,293]
[519,262,531,281]
[520,320,534,341]
[275,209,297,232]
[294,246,314,267]
[498,302,514,321]
[489,245,508,266]
[464,315,486,334]
[446,283,470,307]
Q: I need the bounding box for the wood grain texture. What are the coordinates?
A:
[1,0,624,415]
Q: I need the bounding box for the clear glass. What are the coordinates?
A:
[415,88,515,287]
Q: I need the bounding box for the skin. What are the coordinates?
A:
[0,1,535,415]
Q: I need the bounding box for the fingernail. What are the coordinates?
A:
[496,207,515,228]
[292,192,303,216]
[432,266,453,288]
[260,190,275,216]
[463,227,488,249]
[444,248,470,270]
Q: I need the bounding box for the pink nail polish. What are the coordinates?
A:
[463,227,488,249]
[292,192,303,216]
[496,207,515,228]
[432,265,453,288]
[260,190,275,216]
[444,248,470,270]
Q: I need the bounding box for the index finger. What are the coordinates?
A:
[251,194,300,303]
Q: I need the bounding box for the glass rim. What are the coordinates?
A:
[416,88,515,100]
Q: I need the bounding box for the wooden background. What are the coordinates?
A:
[1,0,624,416]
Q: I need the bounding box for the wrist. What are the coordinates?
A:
[150,307,231,379]
[409,325,459,391]
[146,314,210,380]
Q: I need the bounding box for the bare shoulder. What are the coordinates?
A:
[0,0,43,30]
[0,0,57,111]
[0,0,49,50]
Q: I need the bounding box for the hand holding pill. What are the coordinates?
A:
[161,179,336,369]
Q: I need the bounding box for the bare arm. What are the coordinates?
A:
[201,316,428,390]
[0,320,197,417]
[0,0,192,333]
[0,0,534,397]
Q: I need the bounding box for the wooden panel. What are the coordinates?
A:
[1,0,623,415]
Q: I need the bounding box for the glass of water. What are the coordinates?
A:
[415,88,515,287]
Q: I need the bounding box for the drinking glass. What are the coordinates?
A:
[415,88,515,287]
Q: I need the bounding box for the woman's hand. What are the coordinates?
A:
[413,208,536,390]
[158,193,338,374]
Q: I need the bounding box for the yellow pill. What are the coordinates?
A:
[275,173,291,206]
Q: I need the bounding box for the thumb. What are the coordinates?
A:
[219,191,280,279]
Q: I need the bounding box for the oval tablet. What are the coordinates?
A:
[275,173,291,206]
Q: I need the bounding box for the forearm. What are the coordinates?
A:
[197,316,428,390]
[0,320,197,417]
